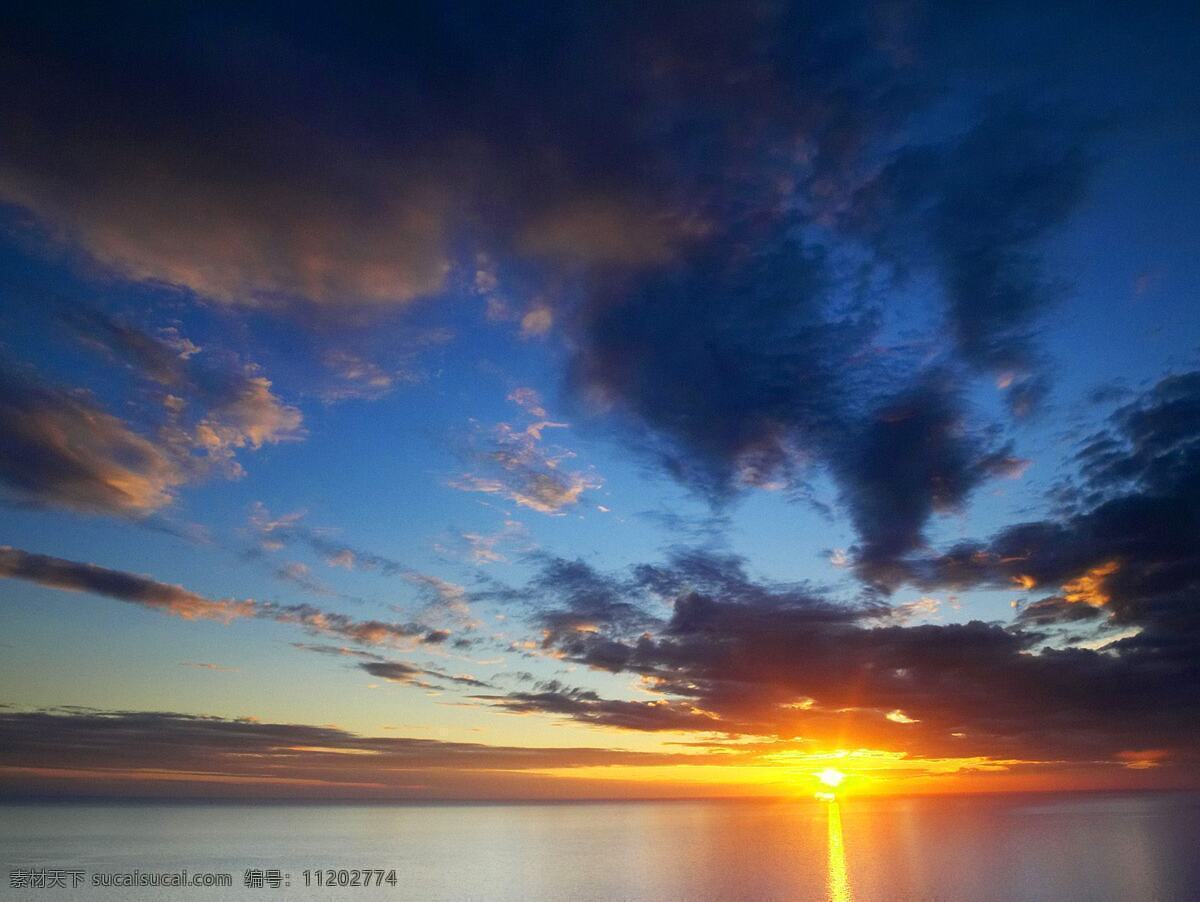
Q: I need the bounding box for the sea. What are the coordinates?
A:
[2,792,1198,901]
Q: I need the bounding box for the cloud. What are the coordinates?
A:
[289,642,382,660]
[0,546,253,622]
[507,387,547,418]
[181,662,238,673]
[1015,595,1104,627]
[272,561,336,597]
[520,554,664,650]
[404,572,474,623]
[852,102,1094,412]
[475,680,726,733]
[318,350,404,402]
[0,1,1030,323]
[451,394,600,514]
[0,546,454,657]
[0,16,451,310]
[519,306,554,338]
[79,310,307,469]
[0,312,302,515]
[488,542,1200,767]
[449,517,530,565]
[248,503,406,575]
[517,195,696,267]
[188,374,303,471]
[248,506,479,626]
[0,363,188,514]
[0,5,1125,561]
[891,596,941,623]
[568,230,854,499]
[830,374,1023,586]
[264,603,443,648]
[565,227,1018,580]
[909,371,1200,660]
[358,660,490,690]
[0,707,727,800]
[0,3,771,312]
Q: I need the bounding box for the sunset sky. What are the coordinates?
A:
[1,1,1198,800]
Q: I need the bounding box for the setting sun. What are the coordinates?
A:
[817,768,847,789]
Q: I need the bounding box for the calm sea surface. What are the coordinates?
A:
[2,793,1198,901]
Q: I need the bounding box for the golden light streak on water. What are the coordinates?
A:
[826,800,852,902]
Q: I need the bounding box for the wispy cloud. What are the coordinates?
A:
[180,662,239,673]
[451,389,600,514]
[0,546,454,654]
[248,503,406,575]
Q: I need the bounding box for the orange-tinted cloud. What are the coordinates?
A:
[0,379,186,515]
[518,196,700,267]
[0,315,302,515]
[0,546,453,655]
[0,546,253,622]
[0,120,451,308]
[451,395,600,514]
[1061,560,1120,607]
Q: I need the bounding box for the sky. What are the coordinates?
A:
[1,1,1199,800]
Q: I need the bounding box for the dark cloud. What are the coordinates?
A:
[831,374,1025,585]
[0,363,186,514]
[569,230,863,499]
[511,548,883,668]
[0,708,725,800]
[289,642,380,660]
[476,680,728,733]
[0,7,454,310]
[359,660,490,690]
[0,546,451,651]
[0,2,905,313]
[0,545,253,622]
[525,554,661,648]
[532,12,1114,571]
[852,103,1093,409]
[1016,596,1104,627]
[910,371,1200,657]
[562,172,1031,580]
[493,533,1200,768]
[358,661,440,690]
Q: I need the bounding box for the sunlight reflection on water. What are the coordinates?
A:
[826,800,852,902]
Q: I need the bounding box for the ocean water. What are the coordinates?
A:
[2,793,1199,901]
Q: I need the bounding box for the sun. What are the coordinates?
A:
[817,767,846,789]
